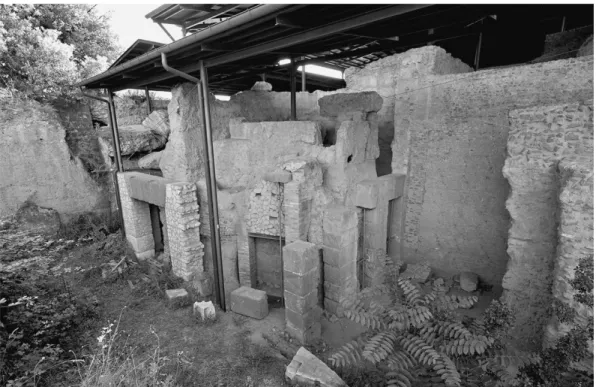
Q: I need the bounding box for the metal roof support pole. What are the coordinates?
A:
[160,53,226,311]
[301,66,306,92]
[290,57,297,120]
[79,87,125,238]
[158,22,176,42]
[107,91,124,173]
[474,31,483,70]
[199,60,227,311]
[144,86,153,115]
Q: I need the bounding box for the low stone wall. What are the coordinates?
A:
[502,101,593,350]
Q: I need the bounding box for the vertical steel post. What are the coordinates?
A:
[261,73,266,82]
[160,53,226,310]
[107,91,124,173]
[301,66,306,92]
[561,16,566,32]
[144,86,153,115]
[474,32,483,70]
[290,57,297,120]
[199,60,227,311]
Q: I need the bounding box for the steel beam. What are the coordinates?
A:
[205,4,430,67]
[185,5,240,29]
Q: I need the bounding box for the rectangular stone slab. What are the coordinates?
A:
[230,286,269,319]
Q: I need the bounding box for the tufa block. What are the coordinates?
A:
[230,286,269,319]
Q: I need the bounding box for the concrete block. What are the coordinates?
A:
[165,288,191,308]
[286,346,346,386]
[283,240,320,274]
[284,268,320,297]
[230,286,268,319]
[263,169,292,183]
[319,91,383,117]
[353,180,379,209]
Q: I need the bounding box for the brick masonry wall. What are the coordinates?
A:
[502,101,593,350]
[165,182,204,281]
[247,180,284,237]
[393,55,593,285]
[544,157,593,369]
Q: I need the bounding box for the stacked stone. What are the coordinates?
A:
[283,240,322,345]
[117,173,155,260]
[246,180,284,236]
[165,182,204,281]
[544,157,593,368]
[322,205,359,317]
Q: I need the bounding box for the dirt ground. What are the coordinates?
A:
[1,222,501,387]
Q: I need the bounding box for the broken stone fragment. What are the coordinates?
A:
[165,288,191,309]
[459,272,479,292]
[142,109,170,138]
[98,124,167,156]
[138,150,163,169]
[400,262,431,283]
[286,347,347,387]
[193,301,216,321]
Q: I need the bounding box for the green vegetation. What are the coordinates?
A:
[0,4,120,101]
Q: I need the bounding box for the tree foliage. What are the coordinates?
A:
[0,4,119,101]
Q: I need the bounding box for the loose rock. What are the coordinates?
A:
[286,347,347,387]
[459,272,479,292]
[400,262,431,283]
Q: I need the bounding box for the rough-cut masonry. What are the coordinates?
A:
[283,240,322,345]
[533,26,594,63]
[118,172,205,282]
[502,101,593,350]
[363,48,593,286]
[0,94,110,221]
[544,157,593,370]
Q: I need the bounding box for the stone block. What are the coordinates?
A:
[286,346,347,386]
[323,204,359,231]
[230,286,268,319]
[191,271,213,297]
[229,117,248,139]
[400,263,431,283]
[284,268,320,297]
[323,264,354,285]
[322,231,358,255]
[285,290,318,314]
[283,240,320,274]
[136,249,155,261]
[165,288,191,308]
[193,301,216,321]
[353,180,379,209]
[378,173,406,200]
[286,322,322,346]
[459,272,479,292]
[126,172,174,207]
[323,282,342,302]
[318,91,383,117]
[263,169,292,183]
[324,298,345,317]
[127,234,154,253]
[286,306,322,331]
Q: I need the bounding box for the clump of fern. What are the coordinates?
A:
[329,251,536,387]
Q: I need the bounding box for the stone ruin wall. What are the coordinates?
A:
[353,48,592,286]
[545,157,594,370]
[503,101,593,350]
[0,94,111,222]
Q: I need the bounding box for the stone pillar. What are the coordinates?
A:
[352,174,406,288]
[283,240,322,345]
[322,204,359,316]
[117,173,155,260]
[284,181,310,243]
[165,182,204,281]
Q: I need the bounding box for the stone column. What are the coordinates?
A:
[283,240,322,345]
[117,173,155,260]
[165,182,204,281]
[322,204,359,317]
